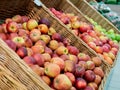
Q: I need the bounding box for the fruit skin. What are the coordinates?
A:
[45,63,60,78]
[12,36,25,48]
[64,60,75,72]
[30,29,41,42]
[22,22,27,30]
[65,72,75,85]
[27,19,38,30]
[94,75,102,85]
[84,86,93,90]
[53,74,72,90]
[9,33,18,40]
[60,54,69,61]
[12,15,22,23]
[78,61,87,69]
[93,67,104,78]
[44,47,53,55]
[88,82,98,90]
[52,33,63,42]
[51,57,65,70]
[42,53,51,62]
[21,16,29,23]
[77,53,90,61]
[84,70,96,82]
[30,65,44,76]
[95,46,103,54]
[0,33,7,41]
[26,48,33,56]
[31,45,44,54]
[86,61,95,70]
[38,24,49,34]
[56,46,68,55]
[48,27,56,35]
[33,53,45,66]
[17,47,27,58]
[75,78,87,89]
[7,22,18,33]
[25,38,33,48]
[35,40,46,47]
[39,18,50,27]
[5,18,13,24]
[40,35,51,44]
[5,40,17,51]
[68,54,78,64]
[75,64,85,77]
[41,75,51,85]
[49,40,59,50]
[88,42,96,50]
[23,56,37,65]
[92,57,102,67]
[67,46,79,55]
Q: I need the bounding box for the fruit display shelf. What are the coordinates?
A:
[40,0,120,67]
[0,0,110,90]
[70,0,120,33]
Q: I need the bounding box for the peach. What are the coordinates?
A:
[51,57,65,70]
[45,63,60,78]
[53,74,72,90]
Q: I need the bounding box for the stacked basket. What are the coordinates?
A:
[0,0,110,90]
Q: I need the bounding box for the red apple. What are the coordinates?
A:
[21,16,29,23]
[64,60,75,72]
[67,46,79,55]
[30,29,41,42]
[17,47,27,58]
[56,46,68,55]
[75,78,87,89]
[65,72,75,85]
[79,22,89,33]
[9,33,18,40]
[35,40,46,47]
[88,82,98,90]
[33,53,45,66]
[26,48,33,56]
[84,70,96,82]
[78,61,87,69]
[84,86,93,90]
[7,21,18,33]
[72,29,79,36]
[52,33,63,42]
[68,54,78,64]
[2,24,7,33]
[92,57,102,67]
[40,35,51,44]
[77,53,90,61]
[95,46,103,54]
[27,19,38,30]
[25,38,33,48]
[63,38,71,46]
[49,40,59,50]
[88,42,96,50]
[42,53,51,62]
[75,64,85,77]
[23,56,37,65]
[12,15,22,23]
[0,33,7,41]
[93,67,104,78]
[5,40,17,51]
[41,75,51,85]
[31,45,44,54]
[60,54,69,61]
[86,61,95,70]
[44,47,53,55]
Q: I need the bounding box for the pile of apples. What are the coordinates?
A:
[0,15,105,90]
[50,8,119,65]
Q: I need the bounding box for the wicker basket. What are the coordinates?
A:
[70,0,120,34]
[0,0,110,90]
[40,0,120,67]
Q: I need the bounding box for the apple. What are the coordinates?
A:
[26,48,33,56]
[56,46,68,55]
[42,53,51,62]
[51,57,65,70]
[93,67,104,78]
[18,29,27,37]
[2,24,7,33]
[7,21,18,33]
[17,47,27,58]
[84,86,93,90]
[25,38,33,48]
[86,61,95,70]
[35,40,46,47]
[103,52,113,65]
[87,30,97,38]
[5,18,12,24]
[78,61,87,69]
[40,35,51,44]
[79,22,89,33]
[75,78,87,89]
[0,33,7,41]
[108,51,115,60]
[33,53,45,66]
[48,27,56,35]
[9,33,18,40]
[41,75,51,85]
[30,29,41,42]
[39,18,50,27]
[5,40,16,51]
[67,46,79,55]
[111,47,118,55]
[84,70,96,82]
[81,33,93,43]
[75,64,85,77]
[95,46,103,54]
[45,63,60,78]
[21,16,29,23]
[44,47,53,55]
[72,29,79,36]
[31,45,44,54]
[49,40,59,50]
[38,24,49,34]
[77,53,90,61]
[68,54,78,64]
[94,75,102,85]
[99,36,108,44]
[22,22,27,30]
[30,65,44,76]
[92,57,102,67]
[27,19,38,30]
[71,21,80,29]
[88,42,96,50]
[52,33,63,42]
[0,25,4,33]
[60,54,69,61]
[53,74,72,90]
[64,60,75,72]
[65,72,75,85]
[23,56,37,65]
[63,38,71,46]
[12,36,25,47]
[88,82,98,90]
[70,87,76,90]
[12,15,22,23]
